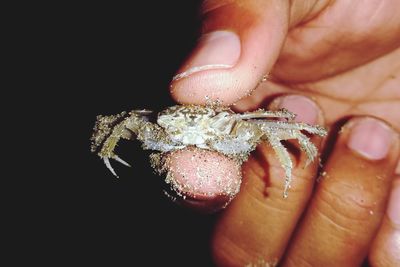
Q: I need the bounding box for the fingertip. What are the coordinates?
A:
[346,117,399,161]
[172,30,241,83]
[369,177,400,266]
[270,94,324,125]
[171,69,247,105]
[387,177,400,228]
[164,147,242,212]
[170,0,289,105]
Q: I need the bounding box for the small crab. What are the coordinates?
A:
[91,104,327,198]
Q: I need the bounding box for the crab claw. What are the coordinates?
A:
[102,155,131,178]
[114,155,131,167]
[103,157,118,178]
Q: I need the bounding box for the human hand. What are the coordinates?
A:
[168,1,400,266]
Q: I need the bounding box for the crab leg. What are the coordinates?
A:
[114,155,131,167]
[103,157,118,177]
[101,155,132,178]
[263,130,294,198]
[238,108,296,121]
[273,128,319,166]
[91,111,153,177]
[256,121,327,136]
[257,122,327,198]
[98,119,134,177]
[138,128,178,152]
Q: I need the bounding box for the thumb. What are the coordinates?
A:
[170,0,290,105]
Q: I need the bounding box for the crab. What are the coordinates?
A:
[91,104,327,198]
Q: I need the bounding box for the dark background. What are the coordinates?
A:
[14,1,219,266]
[69,2,217,266]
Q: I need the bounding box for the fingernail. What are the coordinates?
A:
[387,181,400,228]
[347,118,395,160]
[274,95,319,124]
[173,30,241,81]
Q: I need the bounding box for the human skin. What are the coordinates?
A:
[169,1,400,266]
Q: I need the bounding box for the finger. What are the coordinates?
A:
[282,117,400,267]
[211,95,325,266]
[369,177,400,266]
[274,2,400,83]
[163,147,242,213]
[170,0,290,105]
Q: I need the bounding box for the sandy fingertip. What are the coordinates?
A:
[161,147,242,211]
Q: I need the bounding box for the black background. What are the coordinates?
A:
[13,1,219,266]
[68,2,217,266]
